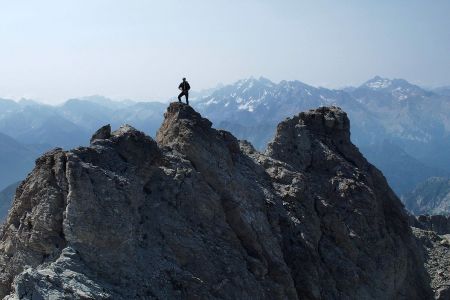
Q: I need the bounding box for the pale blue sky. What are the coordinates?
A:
[0,0,449,103]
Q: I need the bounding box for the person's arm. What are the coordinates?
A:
[186,83,191,91]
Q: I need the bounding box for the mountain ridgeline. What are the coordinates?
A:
[0,97,166,191]
[196,76,450,198]
[0,76,449,213]
[1,103,446,299]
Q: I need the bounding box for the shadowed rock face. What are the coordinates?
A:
[0,103,433,299]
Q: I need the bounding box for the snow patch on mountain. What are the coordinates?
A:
[365,77,392,89]
[238,102,254,112]
[205,97,219,105]
[392,87,409,100]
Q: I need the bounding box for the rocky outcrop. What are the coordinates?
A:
[0,103,433,299]
[411,214,450,235]
[412,228,450,299]
[90,124,111,143]
[410,214,450,298]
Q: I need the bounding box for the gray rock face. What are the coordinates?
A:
[0,103,433,299]
[412,228,450,299]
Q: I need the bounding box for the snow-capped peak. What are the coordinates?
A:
[358,76,429,101]
[235,77,275,90]
[364,76,392,90]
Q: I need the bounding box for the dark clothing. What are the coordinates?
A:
[178,91,189,104]
[178,80,190,104]
[178,81,191,92]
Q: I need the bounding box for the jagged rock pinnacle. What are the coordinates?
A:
[266,106,365,170]
[90,124,111,144]
[0,103,435,299]
[156,102,213,147]
[165,102,212,127]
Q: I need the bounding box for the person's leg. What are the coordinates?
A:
[185,92,189,105]
[178,92,183,102]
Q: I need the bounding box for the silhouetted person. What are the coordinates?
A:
[178,78,191,105]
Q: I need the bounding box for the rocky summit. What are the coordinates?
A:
[0,103,440,299]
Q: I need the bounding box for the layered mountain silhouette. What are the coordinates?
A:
[360,141,449,198]
[0,97,166,150]
[1,103,444,299]
[0,97,166,190]
[0,132,37,191]
[0,76,449,213]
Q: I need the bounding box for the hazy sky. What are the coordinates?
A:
[1,0,449,103]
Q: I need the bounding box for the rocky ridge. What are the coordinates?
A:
[411,214,450,235]
[0,103,436,299]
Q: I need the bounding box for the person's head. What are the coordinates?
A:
[182,77,186,81]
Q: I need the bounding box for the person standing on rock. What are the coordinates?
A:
[178,77,191,105]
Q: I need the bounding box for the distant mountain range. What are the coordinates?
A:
[0,96,166,191]
[404,177,450,215]
[360,141,449,198]
[0,132,38,191]
[0,96,166,150]
[0,76,449,214]
[434,86,450,97]
[195,76,450,197]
